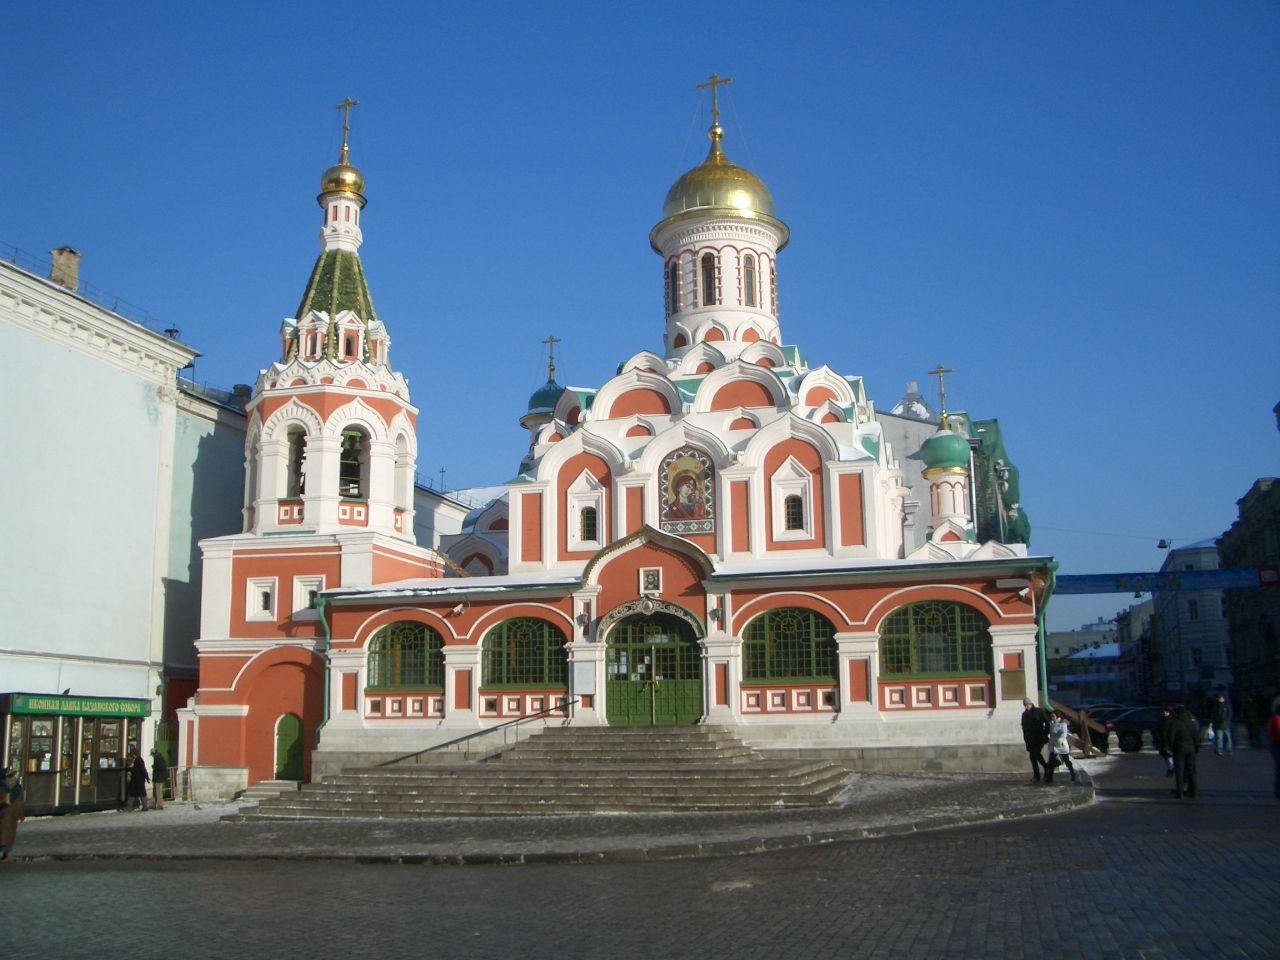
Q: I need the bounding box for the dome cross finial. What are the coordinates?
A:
[696,72,733,127]
[335,96,360,165]
[542,334,561,382]
[927,363,954,429]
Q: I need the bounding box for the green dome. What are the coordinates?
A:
[527,379,563,414]
[920,431,970,470]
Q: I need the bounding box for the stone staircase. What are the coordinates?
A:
[236,726,850,820]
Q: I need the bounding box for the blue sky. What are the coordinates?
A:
[6,1,1277,630]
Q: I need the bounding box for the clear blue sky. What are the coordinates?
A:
[6,2,1277,630]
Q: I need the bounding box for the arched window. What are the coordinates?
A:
[878,602,993,677]
[668,261,680,316]
[742,608,837,681]
[286,428,307,498]
[339,428,369,498]
[701,253,717,306]
[784,494,804,531]
[580,506,598,543]
[344,334,356,358]
[742,254,756,307]
[367,621,444,688]
[483,618,569,687]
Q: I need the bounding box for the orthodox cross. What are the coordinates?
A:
[927,363,954,428]
[696,73,733,125]
[542,334,561,381]
[438,467,446,491]
[335,96,360,163]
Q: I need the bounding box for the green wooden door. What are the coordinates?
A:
[605,613,702,726]
[275,713,303,780]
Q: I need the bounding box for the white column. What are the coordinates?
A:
[834,630,880,720]
[989,623,1039,717]
[442,645,482,729]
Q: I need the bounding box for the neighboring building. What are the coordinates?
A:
[1046,617,1117,659]
[1113,599,1155,703]
[1151,540,1232,711]
[1219,477,1280,713]
[0,248,246,812]
[179,95,1051,798]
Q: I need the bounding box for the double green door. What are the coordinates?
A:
[605,613,703,726]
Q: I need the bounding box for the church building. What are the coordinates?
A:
[179,86,1052,798]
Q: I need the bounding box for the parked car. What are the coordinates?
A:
[1108,707,1167,753]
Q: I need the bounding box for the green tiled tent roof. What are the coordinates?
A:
[296,249,378,326]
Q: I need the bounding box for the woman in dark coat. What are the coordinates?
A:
[1169,706,1200,800]
[126,752,150,811]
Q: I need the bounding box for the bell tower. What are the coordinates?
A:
[241,100,420,542]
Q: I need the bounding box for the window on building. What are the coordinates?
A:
[1191,647,1203,667]
[482,618,569,687]
[879,601,993,677]
[1188,599,1199,621]
[784,494,804,531]
[246,578,277,622]
[701,253,717,306]
[345,334,356,359]
[742,255,756,307]
[286,428,307,498]
[580,506,598,543]
[339,428,369,498]
[668,261,680,316]
[742,608,837,681]
[292,575,324,621]
[367,622,444,688]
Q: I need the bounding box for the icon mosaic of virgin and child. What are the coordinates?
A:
[660,450,714,533]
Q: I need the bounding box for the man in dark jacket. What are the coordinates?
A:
[1169,706,1201,799]
[1209,694,1233,756]
[1021,697,1050,783]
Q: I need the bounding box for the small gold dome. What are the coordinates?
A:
[653,124,787,248]
[320,161,365,198]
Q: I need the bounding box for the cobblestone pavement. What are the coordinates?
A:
[3,749,1277,959]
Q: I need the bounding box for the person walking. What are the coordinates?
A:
[1268,697,1280,800]
[1209,694,1233,756]
[125,752,149,811]
[1169,706,1201,799]
[150,749,168,810]
[1045,709,1077,783]
[0,767,24,862]
[1021,697,1050,783]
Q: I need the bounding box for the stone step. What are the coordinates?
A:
[293,773,844,803]
[237,727,850,821]
[325,762,834,783]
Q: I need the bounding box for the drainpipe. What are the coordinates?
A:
[315,595,332,746]
[1037,563,1059,705]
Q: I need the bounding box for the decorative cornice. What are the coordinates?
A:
[1,260,197,385]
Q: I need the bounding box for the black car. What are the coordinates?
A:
[1108,707,1167,753]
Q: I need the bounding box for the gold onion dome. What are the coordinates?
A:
[653,123,788,248]
[321,161,365,197]
[319,141,366,205]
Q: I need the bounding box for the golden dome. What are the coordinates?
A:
[320,160,365,199]
[653,124,787,247]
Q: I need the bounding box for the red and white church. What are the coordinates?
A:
[178,92,1052,798]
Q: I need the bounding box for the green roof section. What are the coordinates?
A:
[971,417,1031,546]
[296,249,379,329]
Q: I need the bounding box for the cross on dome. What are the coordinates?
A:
[696,73,733,126]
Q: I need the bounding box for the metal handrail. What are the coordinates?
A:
[377,697,580,766]
[1049,699,1109,758]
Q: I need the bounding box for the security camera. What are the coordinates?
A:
[450,603,465,616]
[1017,587,1031,600]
